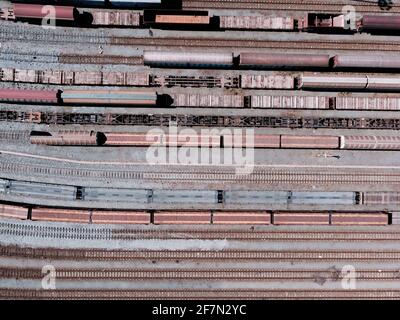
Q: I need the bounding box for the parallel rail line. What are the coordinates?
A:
[2,289,400,299]
[1,161,400,185]
[3,223,400,242]
[2,25,400,51]
[1,267,398,281]
[182,0,400,13]
[2,246,400,261]
[2,111,400,130]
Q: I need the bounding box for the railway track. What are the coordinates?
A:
[0,49,144,65]
[2,245,400,261]
[2,289,400,299]
[3,222,400,241]
[182,0,400,13]
[0,131,29,141]
[3,111,400,130]
[1,160,400,185]
[58,55,143,65]
[1,267,398,281]
[3,222,400,242]
[2,25,400,51]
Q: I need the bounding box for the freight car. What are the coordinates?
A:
[143,51,234,68]
[0,88,159,106]
[0,68,150,86]
[247,95,400,111]
[10,0,162,8]
[143,10,212,29]
[219,16,294,30]
[298,75,400,91]
[239,53,330,70]
[60,89,158,105]
[89,9,140,26]
[0,88,59,104]
[1,3,77,21]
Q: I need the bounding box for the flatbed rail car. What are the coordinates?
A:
[30,131,400,151]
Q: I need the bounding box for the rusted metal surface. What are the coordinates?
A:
[219,16,294,30]
[0,68,149,86]
[91,211,150,224]
[154,211,211,224]
[273,212,330,225]
[341,136,400,150]
[0,204,28,220]
[249,95,330,109]
[336,96,400,111]
[239,53,330,68]
[331,213,388,226]
[224,134,280,148]
[240,75,294,89]
[155,15,210,24]
[104,132,220,147]
[91,10,140,26]
[281,135,339,149]
[13,4,75,20]
[31,208,90,223]
[30,131,98,146]
[362,15,400,30]
[213,211,271,224]
[0,88,58,103]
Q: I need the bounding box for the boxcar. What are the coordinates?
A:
[143,51,234,68]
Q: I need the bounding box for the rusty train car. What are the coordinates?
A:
[3,64,400,92]
[2,5,400,33]
[0,88,158,106]
[3,86,400,110]
[30,131,400,151]
[0,203,390,226]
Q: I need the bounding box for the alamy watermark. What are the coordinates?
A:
[341,265,357,290]
[41,265,56,290]
[145,126,255,175]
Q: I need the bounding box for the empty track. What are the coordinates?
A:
[3,222,400,242]
[2,24,400,51]
[1,159,400,185]
[183,0,400,13]
[1,267,398,281]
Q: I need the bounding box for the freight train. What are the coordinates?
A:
[2,5,400,33]
[3,87,400,110]
[29,131,400,151]
[0,88,167,106]
[143,51,400,72]
[0,203,390,226]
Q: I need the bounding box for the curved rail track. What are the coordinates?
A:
[182,0,400,13]
[2,25,400,51]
